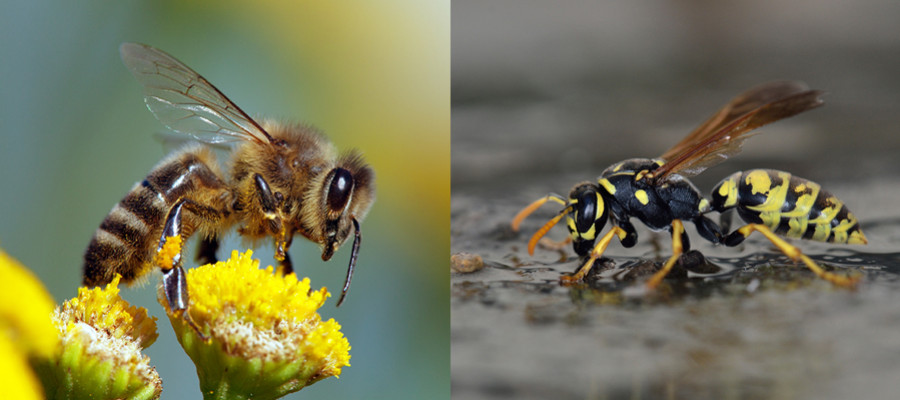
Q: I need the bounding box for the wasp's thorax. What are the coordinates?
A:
[566,183,609,256]
[231,122,375,260]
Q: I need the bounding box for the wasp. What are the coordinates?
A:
[82,43,375,327]
[512,81,865,288]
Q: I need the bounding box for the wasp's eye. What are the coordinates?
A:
[327,168,354,212]
[575,192,597,233]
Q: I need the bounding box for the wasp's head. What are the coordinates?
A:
[566,183,609,256]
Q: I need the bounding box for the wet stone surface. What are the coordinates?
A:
[451,186,900,400]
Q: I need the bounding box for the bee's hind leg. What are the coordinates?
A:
[156,200,208,339]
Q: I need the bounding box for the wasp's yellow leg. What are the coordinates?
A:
[561,226,627,284]
[538,236,573,251]
[511,194,566,232]
[527,206,572,255]
[734,224,859,288]
[646,220,686,289]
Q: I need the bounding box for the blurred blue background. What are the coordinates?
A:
[1,1,448,398]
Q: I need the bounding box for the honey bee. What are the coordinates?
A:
[83,43,375,321]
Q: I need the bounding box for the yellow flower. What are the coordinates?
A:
[0,248,58,356]
[161,249,351,400]
[56,275,159,348]
[34,275,162,400]
[0,247,57,400]
[0,334,44,400]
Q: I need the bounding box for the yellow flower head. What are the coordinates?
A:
[35,276,162,400]
[162,249,351,399]
[57,275,159,349]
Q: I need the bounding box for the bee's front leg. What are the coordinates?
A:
[278,235,295,275]
[252,173,294,274]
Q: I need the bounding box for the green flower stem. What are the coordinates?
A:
[172,316,325,400]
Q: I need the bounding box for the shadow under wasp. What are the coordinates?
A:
[512,81,866,288]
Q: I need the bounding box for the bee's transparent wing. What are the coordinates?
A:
[120,42,272,145]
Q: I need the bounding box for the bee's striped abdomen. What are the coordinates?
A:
[83,180,168,286]
[82,147,230,287]
[710,169,866,245]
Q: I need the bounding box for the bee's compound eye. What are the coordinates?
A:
[327,168,354,212]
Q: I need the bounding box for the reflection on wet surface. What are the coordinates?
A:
[451,191,900,400]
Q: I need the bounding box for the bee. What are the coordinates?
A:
[83,43,375,325]
[512,81,865,288]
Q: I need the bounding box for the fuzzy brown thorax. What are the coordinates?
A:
[229,121,374,260]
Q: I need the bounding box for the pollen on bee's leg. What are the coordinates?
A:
[155,235,183,271]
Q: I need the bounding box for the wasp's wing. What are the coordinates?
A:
[652,81,824,180]
[120,42,273,145]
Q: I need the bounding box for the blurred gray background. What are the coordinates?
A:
[453,0,900,195]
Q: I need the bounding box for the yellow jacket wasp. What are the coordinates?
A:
[512,81,866,288]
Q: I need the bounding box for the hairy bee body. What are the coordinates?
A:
[83,122,374,287]
[83,146,230,285]
[80,43,377,317]
[710,169,865,245]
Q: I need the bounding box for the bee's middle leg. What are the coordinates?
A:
[197,236,220,265]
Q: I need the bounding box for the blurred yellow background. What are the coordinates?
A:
[0,1,448,398]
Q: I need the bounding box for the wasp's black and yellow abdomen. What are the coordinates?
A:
[710,169,867,245]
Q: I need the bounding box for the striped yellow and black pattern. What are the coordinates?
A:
[82,147,233,286]
[710,169,867,245]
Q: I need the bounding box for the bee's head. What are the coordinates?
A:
[235,123,375,265]
[566,183,608,256]
[316,154,375,261]
[265,123,375,306]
